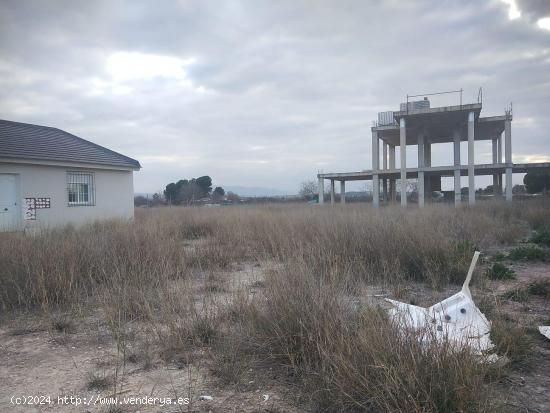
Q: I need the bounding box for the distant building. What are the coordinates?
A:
[318,90,550,207]
[0,119,140,231]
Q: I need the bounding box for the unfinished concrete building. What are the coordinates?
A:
[318,90,550,207]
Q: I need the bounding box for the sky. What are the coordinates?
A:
[1,0,549,194]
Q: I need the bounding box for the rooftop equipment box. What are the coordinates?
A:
[400,98,430,112]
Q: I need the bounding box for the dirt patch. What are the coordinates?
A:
[488,262,550,413]
[1,256,549,412]
[0,261,303,412]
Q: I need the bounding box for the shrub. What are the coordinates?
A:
[490,316,534,368]
[234,261,496,412]
[502,280,550,302]
[507,245,549,261]
[0,201,533,311]
[526,279,550,298]
[502,288,529,302]
[51,314,76,334]
[485,262,516,280]
[530,226,550,247]
[86,372,112,391]
[1,201,547,411]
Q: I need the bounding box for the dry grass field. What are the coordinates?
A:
[1,200,550,412]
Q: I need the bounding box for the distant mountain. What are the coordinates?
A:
[222,185,291,197]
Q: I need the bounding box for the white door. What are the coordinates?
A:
[0,174,19,231]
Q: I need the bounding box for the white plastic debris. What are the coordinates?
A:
[385,251,496,358]
[539,326,550,340]
[199,395,213,401]
[262,394,270,402]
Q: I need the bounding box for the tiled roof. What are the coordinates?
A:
[0,119,140,169]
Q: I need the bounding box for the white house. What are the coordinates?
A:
[0,119,141,231]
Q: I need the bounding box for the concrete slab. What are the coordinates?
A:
[318,162,550,181]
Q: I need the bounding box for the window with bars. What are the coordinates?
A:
[67,172,95,206]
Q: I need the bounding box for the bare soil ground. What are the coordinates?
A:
[0,261,305,413]
[1,243,549,412]
[490,262,550,413]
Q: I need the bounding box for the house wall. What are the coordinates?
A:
[0,162,134,229]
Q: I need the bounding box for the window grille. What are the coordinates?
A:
[67,172,95,206]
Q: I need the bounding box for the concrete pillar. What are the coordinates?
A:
[340,181,346,204]
[382,143,388,201]
[372,130,380,208]
[417,133,425,208]
[424,141,431,167]
[430,176,442,191]
[330,179,335,205]
[373,175,379,208]
[389,144,396,168]
[400,118,407,207]
[372,130,379,170]
[467,111,475,205]
[318,177,324,204]
[497,135,503,194]
[453,130,461,206]
[505,118,512,201]
[418,174,425,207]
[423,140,432,195]
[492,138,499,196]
[418,134,425,167]
[497,135,502,163]
[389,145,396,202]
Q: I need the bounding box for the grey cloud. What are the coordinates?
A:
[1,0,549,193]
[516,0,550,20]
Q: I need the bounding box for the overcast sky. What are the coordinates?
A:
[1,0,549,194]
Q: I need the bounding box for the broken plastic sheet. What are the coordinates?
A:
[539,326,550,340]
[385,251,496,359]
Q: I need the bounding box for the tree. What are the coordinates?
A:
[226,191,240,202]
[212,186,225,202]
[164,176,216,205]
[176,179,189,189]
[513,184,526,194]
[164,180,191,205]
[164,182,178,204]
[476,185,494,195]
[134,195,148,207]
[524,169,550,194]
[152,192,164,206]
[299,180,318,201]
[195,176,212,196]
[179,180,201,205]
